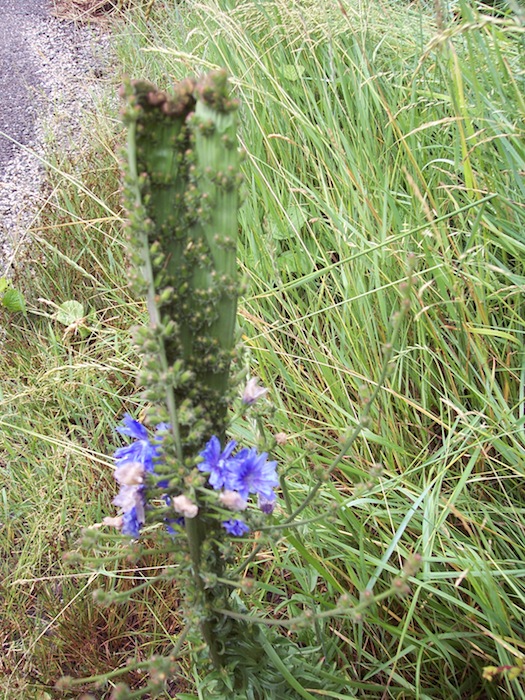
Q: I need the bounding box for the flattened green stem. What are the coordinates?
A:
[124,73,242,672]
[126,119,184,461]
[185,516,223,670]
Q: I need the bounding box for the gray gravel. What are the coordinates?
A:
[0,0,112,277]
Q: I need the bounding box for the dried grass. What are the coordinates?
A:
[51,0,128,21]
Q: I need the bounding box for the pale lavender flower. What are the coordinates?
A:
[258,492,276,514]
[114,461,144,486]
[222,519,250,536]
[102,515,123,529]
[113,483,142,512]
[242,377,268,405]
[111,483,145,538]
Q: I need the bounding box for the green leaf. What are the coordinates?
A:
[281,64,306,81]
[269,205,308,241]
[465,324,520,346]
[56,300,85,326]
[0,277,8,294]
[277,251,305,275]
[2,288,27,314]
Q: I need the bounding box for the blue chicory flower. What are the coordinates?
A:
[114,413,162,474]
[111,414,170,538]
[121,506,141,538]
[197,436,237,490]
[222,519,250,536]
[226,447,278,502]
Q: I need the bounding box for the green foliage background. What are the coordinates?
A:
[1,0,524,697]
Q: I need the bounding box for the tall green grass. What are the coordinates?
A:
[1,0,524,696]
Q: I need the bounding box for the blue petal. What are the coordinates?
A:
[222,519,250,537]
[198,435,221,470]
[121,507,140,538]
[198,437,238,491]
[165,516,185,536]
[116,414,149,440]
[114,441,145,463]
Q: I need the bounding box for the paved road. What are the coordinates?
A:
[0,0,48,172]
[0,0,108,276]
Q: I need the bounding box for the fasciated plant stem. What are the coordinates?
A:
[121,72,242,671]
[185,516,224,670]
[125,118,184,461]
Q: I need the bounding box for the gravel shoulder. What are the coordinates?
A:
[0,0,111,277]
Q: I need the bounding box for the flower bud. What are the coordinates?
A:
[392,577,411,597]
[242,377,268,405]
[274,432,288,446]
[241,577,255,594]
[55,676,73,691]
[258,493,276,514]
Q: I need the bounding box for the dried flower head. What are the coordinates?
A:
[172,494,199,519]
[219,490,248,511]
[114,461,144,486]
[102,515,124,529]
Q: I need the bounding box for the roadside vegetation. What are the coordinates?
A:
[1,0,524,697]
